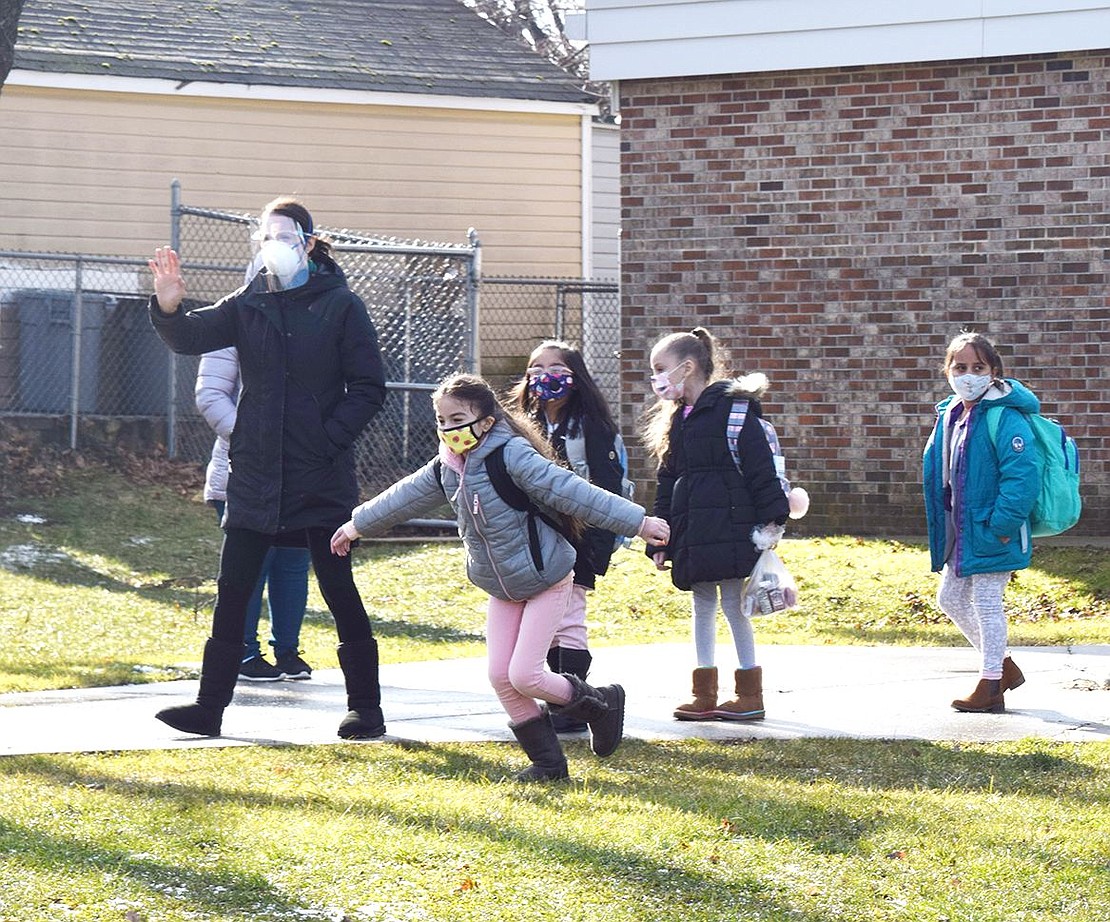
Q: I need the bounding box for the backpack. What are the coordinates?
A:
[612,431,635,502]
[433,445,576,573]
[727,400,791,495]
[611,432,635,550]
[985,406,1081,538]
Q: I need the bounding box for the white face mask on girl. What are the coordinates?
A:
[949,373,992,402]
[650,363,687,400]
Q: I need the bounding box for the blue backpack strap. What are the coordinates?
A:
[983,404,1010,460]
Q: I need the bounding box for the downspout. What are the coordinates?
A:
[580,112,593,280]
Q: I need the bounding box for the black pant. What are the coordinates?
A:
[211,527,373,647]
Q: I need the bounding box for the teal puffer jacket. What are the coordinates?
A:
[351,422,647,602]
[923,379,1041,576]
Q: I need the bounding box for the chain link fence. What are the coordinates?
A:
[0,189,621,503]
[478,277,622,424]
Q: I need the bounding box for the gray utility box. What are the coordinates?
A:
[100,297,170,416]
[17,290,109,414]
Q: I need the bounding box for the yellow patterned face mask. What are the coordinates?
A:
[438,420,483,454]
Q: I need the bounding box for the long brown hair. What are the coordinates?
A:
[942,330,1005,381]
[434,373,584,542]
[508,339,618,439]
[641,327,729,465]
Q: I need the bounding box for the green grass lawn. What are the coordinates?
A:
[1,466,1106,693]
[1,462,1108,921]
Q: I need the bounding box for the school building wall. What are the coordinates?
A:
[616,49,1109,537]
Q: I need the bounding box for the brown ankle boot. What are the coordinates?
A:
[674,667,718,721]
[952,678,1005,713]
[1001,656,1025,692]
[715,666,765,721]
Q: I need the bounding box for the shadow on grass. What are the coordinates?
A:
[3,736,1105,920]
[0,815,322,920]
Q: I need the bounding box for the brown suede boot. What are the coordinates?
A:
[1001,656,1025,692]
[715,666,765,721]
[673,667,718,721]
[952,678,1005,713]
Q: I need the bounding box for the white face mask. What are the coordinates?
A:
[260,240,303,280]
[252,214,309,291]
[949,373,992,402]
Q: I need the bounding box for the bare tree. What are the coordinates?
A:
[0,0,26,93]
[460,0,588,80]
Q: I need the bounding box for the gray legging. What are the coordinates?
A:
[936,566,1011,680]
[692,579,757,670]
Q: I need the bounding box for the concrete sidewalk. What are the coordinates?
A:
[1,644,1108,757]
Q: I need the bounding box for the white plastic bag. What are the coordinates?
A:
[740,548,798,618]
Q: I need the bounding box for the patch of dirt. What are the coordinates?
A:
[0,417,204,504]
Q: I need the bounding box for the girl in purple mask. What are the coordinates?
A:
[509,341,631,733]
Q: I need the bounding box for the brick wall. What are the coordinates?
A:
[618,50,1109,537]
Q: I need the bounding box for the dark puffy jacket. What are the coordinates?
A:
[149,266,386,536]
[542,411,624,589]
[649,380,789,591]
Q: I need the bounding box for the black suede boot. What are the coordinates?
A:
[548,647,592,734]
[155,637,241,736]
[550,673,625,757]
[510,711,569,782]
[336,638,386,739]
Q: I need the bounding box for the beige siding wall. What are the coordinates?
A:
[0,85,583,276]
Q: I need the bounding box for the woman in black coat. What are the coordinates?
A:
[148,197,388,740]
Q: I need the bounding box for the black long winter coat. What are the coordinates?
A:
[544,411,624,589]
[149,265,386,536]
[648,380,789,591]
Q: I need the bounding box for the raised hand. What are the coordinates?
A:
[147,246,187,314]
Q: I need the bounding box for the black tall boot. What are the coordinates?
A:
[336,638,386,739]
[549,673,625,757]
[547,647,592,734]
[155,637,241,736]
[510,711,569,782]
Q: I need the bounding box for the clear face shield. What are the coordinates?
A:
[250,214,310,292]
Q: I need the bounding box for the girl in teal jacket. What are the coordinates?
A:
[923,332,1040,714]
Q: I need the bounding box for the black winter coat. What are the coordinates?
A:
[544,411,624,589]
[648,380,789,591]
[149,265,386,536]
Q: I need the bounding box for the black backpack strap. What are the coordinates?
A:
[486,443,572,572]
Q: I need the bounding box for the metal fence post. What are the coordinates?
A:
[167,179,181,457]
[467,228,481,374]
[70,258,83,450]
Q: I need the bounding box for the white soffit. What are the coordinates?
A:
[586,0,1110,81]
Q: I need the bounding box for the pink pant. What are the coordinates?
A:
[551,582,589,650]
[487,574,576,725]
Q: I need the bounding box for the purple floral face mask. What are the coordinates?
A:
[529,371,574,402]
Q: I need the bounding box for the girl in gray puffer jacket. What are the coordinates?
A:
[332,374,670,782]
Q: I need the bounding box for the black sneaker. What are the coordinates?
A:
[238,655,284,682]
[276,653,312,681]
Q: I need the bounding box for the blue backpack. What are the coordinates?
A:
[985,406,1081,538]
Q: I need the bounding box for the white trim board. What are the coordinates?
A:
[7,70,599,117]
